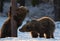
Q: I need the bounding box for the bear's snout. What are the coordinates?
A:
[19,29,25,32]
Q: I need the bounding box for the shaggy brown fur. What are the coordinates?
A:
[19,16,55,38]
[0,6,29,38]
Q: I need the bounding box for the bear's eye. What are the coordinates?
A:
[26,27,30,29]
[26,26,31,30]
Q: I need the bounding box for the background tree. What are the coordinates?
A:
[0,0,4,12]
[17,0,25,6]
[11,0,17,37]
[54,0,60,21]
[31,0,42,7]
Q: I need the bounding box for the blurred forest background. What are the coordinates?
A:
[0,0,60,21]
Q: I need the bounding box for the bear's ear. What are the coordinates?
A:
[31,20,37,23]
[32,20,36,22]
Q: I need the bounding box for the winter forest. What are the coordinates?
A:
[0,0,60,41]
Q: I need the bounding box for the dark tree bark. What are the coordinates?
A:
[31,0,42,7]
[19,0,25,6]
[54,0,60,21]
[11,0,17,37]
[0,0,4,12]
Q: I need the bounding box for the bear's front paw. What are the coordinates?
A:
[31,31,38,38]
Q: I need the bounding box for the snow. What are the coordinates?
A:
[0,17,60,41]
[0,17,7,29]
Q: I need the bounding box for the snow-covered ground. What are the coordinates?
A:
[0,17,60,41]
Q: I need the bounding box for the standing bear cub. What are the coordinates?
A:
[19,17,55,38]
[0,6,29,38]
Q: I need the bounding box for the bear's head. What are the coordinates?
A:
[8,6,29,21]
[8,6,29,27]
[13,6,29,27]
[16,6,29,15]
[14,6,29,21]
[19,20,38,32]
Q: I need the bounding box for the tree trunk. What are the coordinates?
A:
[11,0,17,37]
[54,0,60,21]
[0,0,4,12]
[19,0,25,6]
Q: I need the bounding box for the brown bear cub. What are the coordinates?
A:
[0,6,29,38]
[19,17,55,38]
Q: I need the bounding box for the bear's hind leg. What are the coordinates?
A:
[31,31,38,38]
[45,31,50,38]
[51,34,54,38]
[1,32,6,38]
[50,33,54,38]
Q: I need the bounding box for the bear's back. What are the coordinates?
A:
[36,17,55,29]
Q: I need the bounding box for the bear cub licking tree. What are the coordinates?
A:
[19,16,55,38]
[0,6,29,38]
